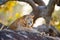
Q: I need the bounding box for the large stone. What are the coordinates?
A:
[0,29,60,40]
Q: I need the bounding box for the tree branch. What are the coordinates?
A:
[33,0,45,6]
[47,0,57,16]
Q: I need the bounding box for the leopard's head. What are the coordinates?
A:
[24,15,34,27]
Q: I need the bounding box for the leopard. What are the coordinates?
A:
[9,15,34,31]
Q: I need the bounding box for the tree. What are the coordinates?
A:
[17,0,59,27]
[0,0,60,27]
[16,0,60,36]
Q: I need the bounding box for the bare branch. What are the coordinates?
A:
[47,0,57,16]
[33,0,45,6]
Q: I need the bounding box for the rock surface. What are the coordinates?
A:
[0,29,60,40]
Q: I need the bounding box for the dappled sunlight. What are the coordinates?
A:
[0,1,32,25]
[55,21,59,25]
[0,1,23,25]
[55,5,60,11]
[33,17,46,27]
[43,0,60,10]
[17,1,32,15]
[43,0,49,5]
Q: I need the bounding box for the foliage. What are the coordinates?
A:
[52,10,60,31]
[0,1,24,26]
